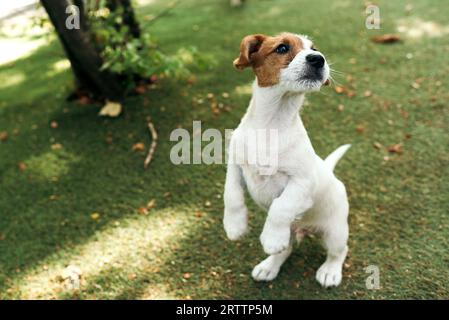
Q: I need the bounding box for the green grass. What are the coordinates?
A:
[0,0,448,299]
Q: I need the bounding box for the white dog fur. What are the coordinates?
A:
[223,33,351,288]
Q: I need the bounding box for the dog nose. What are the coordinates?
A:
[306,54,325,68]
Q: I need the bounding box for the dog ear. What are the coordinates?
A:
[233,34,266,70]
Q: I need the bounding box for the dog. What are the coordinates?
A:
[223,32,351,288]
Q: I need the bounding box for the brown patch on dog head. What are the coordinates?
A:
[234,32,304,87]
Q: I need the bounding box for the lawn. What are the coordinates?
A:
[0,0,448,299]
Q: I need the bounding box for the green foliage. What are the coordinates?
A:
[88,3,211,88]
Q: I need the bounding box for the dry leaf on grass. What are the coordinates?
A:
[51,143,63,150]
[91,212,101,220]
[99,101,122,117]
[373,142,383,150]
[138,207,148,215]
[78,96,91,105]
[147,199,156,209]
[132,142,145,152]
[388,143,403,154]
[363,90,372,97]
[0,131,8,142]
[17,162,26,171]
[183,273,191,279]
[355,125,365,133]
[335,86,346,94]
[371,34,401,44]
[135,84,146,94]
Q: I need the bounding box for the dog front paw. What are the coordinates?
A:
[260,224,290,255]
[252,257,280,281]
[223,207,248,241]
[316,262,343,288]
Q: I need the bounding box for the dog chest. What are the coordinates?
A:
[240,164,288,210]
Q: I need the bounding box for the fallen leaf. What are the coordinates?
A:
[51,143,63,150]
[371,34,401,44]
[337,104,345,112]
[388,143,403,154]
[91,212,101,220]
[138,207,148,215]
[78,96,91,105]
[50,121,58,129]
[355,125,365,133]
[17,162,26,171]
[187,75,197,85]
[363,90,372,97]
[373,142,383,150]
[132,142,145,152]
[127,273,137,280]
[222,92,229,98]
[0,131,8,142]
[183,273,191,279]
[411,82,420,89]
[99,101,122,117]
[335,86,345,94]
[346,91,356,98]
[135,84,146,94]
[195,211,203,218]
[147,199,156,209]
[163,192,171,198]
[205,201,211,207]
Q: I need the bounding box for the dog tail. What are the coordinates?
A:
[324,144,351,171]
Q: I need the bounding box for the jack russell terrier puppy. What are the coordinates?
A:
[223,32,351,288]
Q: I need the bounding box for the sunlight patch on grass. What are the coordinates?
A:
[14,209,195,299]
[26,149,80,181]
[0,7,51,66]
[0,38,47,66]
[140,283,177,299]
[0,71,25,89]
[136,0,157,6]
[397,18,449,39]
[52,59,71,72]
[45,59,71,77]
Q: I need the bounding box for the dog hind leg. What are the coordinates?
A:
[315,222,348,288]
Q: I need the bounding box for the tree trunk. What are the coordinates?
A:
[41,0,126,101]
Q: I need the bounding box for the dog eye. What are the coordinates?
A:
[311,46,318,51]
[275,44,290,54]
